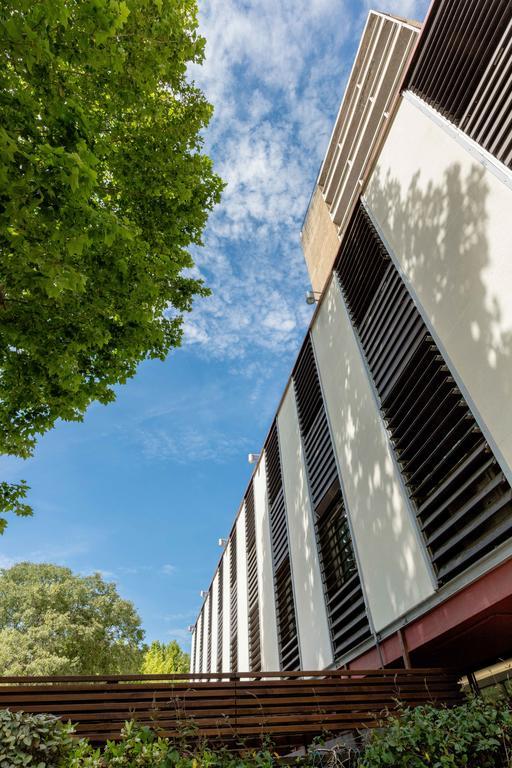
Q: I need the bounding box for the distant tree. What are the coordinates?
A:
[0,563,145,675]
[0,0,223,528]
[141,640,190,675]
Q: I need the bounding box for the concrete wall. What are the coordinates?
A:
[301,187,340,294]
[254,454,280,670]
[211,571,219,673]
[236,507,249,671]
[311,277,435,632]
[365,94,512,483]
[222,545,231,671]
[277,385,333,669]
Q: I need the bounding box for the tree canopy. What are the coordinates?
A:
[0,562,145,675]
[0,0,223,527]
[141,639,190,675]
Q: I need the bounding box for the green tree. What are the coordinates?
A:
[0,0,223,528]
[0,562,145,675]
[141,639,190,675]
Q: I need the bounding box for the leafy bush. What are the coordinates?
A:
[66,720,277,768]
[0,709,75,767]
[359,698,512,768]
[5,699,511,768]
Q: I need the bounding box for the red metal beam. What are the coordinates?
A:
[350,557,512,670]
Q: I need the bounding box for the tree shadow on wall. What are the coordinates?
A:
[366,162,512,457]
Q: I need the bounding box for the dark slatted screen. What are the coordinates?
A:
[336,203,512,581]
[197,612,204,673]
[217,559,224,672]
[229,529,238,672]
[265,422,300,670]
[206,593,212,674]
[245,482,261,672]
[407,0,512,167]
[292,338,372,661]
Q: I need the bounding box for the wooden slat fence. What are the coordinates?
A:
[0,669,462,752]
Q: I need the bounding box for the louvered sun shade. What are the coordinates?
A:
[206,592,212,674]
[292,339,372,662]
[245,482,261,672]
[265,422,301,671]
[336,203,512,582]
[229,528,238,672]
[407,0,512,168]
[217,559,224,672]
[197,612,204,674]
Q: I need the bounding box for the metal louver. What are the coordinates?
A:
[336,203,512,581]
[217,559,223,672]
[407,0,512,167]
[206,593,212,674]
[265,422,300,670]
[245,482,261,672]
[229,529,238,672]
[197,612,203,674]
[292,338,372,661]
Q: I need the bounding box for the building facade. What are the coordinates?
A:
[191,0,512,675]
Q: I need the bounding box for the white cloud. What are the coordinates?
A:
[182,0,430,365]
[362,0,426,19]
[161,564,176,575]
[181,0,359,362]
[167,627,192,643]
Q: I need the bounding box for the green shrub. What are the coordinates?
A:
[0,709,75,767]
[359,698,512,768]
[66,720,276,768]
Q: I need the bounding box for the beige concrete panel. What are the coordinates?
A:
[311,278,435,631]
[277,386,333,669]
[254,455,280,671]
[211,571,219,673]
[365,95,512,480]
[222,546,231,672]
[301,187,340,294]
[236,507,250,671]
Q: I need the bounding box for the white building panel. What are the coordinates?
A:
[277,385,333,669]
[190,629,196,674]
[211,571,219,673]
[236,506,250,671]
[222,545,231,671]
[312,277,435,632]
[254,454,280,670]
[365,94,512,484]
[202,596,210,674]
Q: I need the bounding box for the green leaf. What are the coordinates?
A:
[0,0,223,478]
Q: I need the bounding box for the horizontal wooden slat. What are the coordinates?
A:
[0,670,460,752]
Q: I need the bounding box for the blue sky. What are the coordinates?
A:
[0,0,429,650]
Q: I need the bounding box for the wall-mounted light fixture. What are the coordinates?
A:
[187,625,194,633]
[248,453,260,464]
[199,590,208,598]
[218,537,228,547]
[306,290,322,305]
